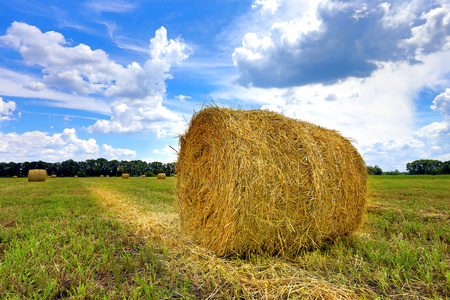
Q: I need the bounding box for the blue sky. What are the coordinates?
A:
[0,0,449,171]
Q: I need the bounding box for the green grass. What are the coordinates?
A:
[0,175,449,299]
[0,177,192,299]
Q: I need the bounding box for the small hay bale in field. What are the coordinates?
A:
[100,175,104,177]
[13,176,17,178]
[140,175,146,178]
[122,173,130,179]
[176,107,367,257]
[51,175,56,178]
[28,169,48,182]
[106,175,110,177]
[157,173,166,179]
[74,175,78,178]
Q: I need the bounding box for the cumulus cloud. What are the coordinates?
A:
[0,97,16,122]
[24,81,47,91]
[101,144,136,159]
[399,3,450,56]
[252,0,280,14]
[232,0,445,88]
[0,128,136,162]
[0,22,192,135]
[86,101,181,136]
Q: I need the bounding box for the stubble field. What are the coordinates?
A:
[0,175,449,299]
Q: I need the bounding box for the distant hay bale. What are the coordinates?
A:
[176,107,367,257]
[28,169,48,182]
[100,175,104,177]
[157,173,166,179]
[51,175,56,178]
[106,175,110,178]
[74,175,78,178]
[140,175,146,178]
[122,173,130,179]
[13,176,17,178]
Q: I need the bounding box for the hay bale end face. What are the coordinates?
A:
[28,169,48,182]
[176,107,367,257]
[157,173,166,179]
[122,173,130,179]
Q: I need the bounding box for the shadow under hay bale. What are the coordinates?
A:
[28,169,48,182]
[122,173,130,179]
[157,173,166,179]
[176,107,367,257]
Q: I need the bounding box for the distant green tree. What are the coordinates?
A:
[385,169,400,175]
[406,159,443,175]
[367,165,382,175]
[440,160,450,174]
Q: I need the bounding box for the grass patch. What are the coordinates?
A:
[1,175,449,299]
[0,177,193,299]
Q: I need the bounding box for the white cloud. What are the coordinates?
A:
[0,97,16,122]
[175,95,191,102]
[24,81,47,91]
[0,128,135,162]
[431,88,450,116]
[0,68,110,114]
[252,0,281,14]
[232,0,448,88]
[86,101,182,136]
[101,144,136,159]
[0,23,192,135]
[400,3,450,56]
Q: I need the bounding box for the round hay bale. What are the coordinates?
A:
[176,107,367,257]
[100,175,104,177]
[28,169,48,182]
[106,175,110,178]
[51,175,56,178]
[140,175,146,178]
[157,173,166,179]
[13,176,17,178]
[74,175,78,178]
[122,173,130,179]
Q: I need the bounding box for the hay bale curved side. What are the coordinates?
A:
[176,107,367,257]
[157,173,166,179]
[28,169,48,182]
[122,173,130,179]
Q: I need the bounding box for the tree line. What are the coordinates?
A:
[368,159,450,175]
[0,158,176,178]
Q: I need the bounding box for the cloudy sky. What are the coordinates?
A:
[0,0,449,171]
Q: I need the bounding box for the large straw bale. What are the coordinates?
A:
[122,173,130,179]
[157,173,166,179]
[28,169,48,182]
[176,107,367,257]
